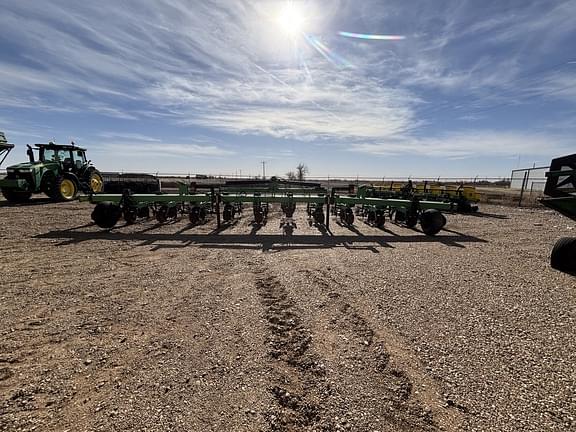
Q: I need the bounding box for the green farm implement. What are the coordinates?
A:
[0,132,14,168]
[82,178,456,237]
[359,182,480,213]
[0,141,103,203]
[541,153,576,273]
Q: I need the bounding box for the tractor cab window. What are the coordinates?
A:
[42,148,55,161]
[72,150,86,169]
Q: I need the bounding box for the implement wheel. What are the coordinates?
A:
[2,189,32,203]
[375,211,386,228]
[254,207,264,224]
[123,207,138,224]
[138,206,150,219]
[189,206,200,225]
[313,209,324,225]
[420,209,446,236]
[223,204,234,222]
[199,207,207,223]
[91,202,121,228]
[551,237,576,274]
[156,206,169,223]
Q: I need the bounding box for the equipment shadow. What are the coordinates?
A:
[0,197,54,207]
[35,228,488,252]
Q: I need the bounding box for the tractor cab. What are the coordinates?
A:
[36,143,89,173]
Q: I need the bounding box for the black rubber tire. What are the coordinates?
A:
[550,237,576,274]
[138,206,150,219]
[375,213,386,228]
[366,210,376,224]
[2,189,32,203]
[223,204,233,222]
[420,209,447,236]
[345,209,355,225]
[91,202,122,228]
[156,206,169,223]
[123,207,138,224]
[168,206,178,219]
[406,214,418,228]
[189,207,200,225]
[40,172,56,197]
[254,208,264,224]
[313,210,324,225]
[393,209,405,223]
[52,176,78,201]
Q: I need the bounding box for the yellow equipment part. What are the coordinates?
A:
[462,185,481,202]
[429,184,443,196]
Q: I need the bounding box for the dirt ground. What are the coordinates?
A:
[0,198,574,432]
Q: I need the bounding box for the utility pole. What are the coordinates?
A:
[261,161,266,180]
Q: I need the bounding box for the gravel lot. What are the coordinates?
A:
[0,198,574,431]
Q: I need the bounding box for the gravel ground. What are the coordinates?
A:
[0,198,574,432]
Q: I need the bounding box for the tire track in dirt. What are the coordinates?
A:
[306,268,464,431]
[256,275,334,431]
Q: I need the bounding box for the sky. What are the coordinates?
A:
[1,0,575,179]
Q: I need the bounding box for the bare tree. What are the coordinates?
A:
[296,163,308,181]
[286,171,297,180]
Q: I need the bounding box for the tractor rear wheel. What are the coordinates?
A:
[91,202,122,228]
[53,177,78,201]
[87,170,104,193]
[2,189,32,203]
[550,237,576,274]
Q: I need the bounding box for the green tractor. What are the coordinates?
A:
[0,141,104,203]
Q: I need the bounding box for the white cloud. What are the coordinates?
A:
[93,142,235,158]
[349,130,574,158]
[97,132,161,142]
[148,68,420,141]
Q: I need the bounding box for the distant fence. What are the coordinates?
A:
[510,167,549,192]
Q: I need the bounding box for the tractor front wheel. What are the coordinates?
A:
[2,189,32,203]
[53,177,78,201]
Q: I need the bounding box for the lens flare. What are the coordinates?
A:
[338,31,406,41]
[305,34,353,68]
[277,2,306,37]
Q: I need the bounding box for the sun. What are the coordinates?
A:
[276,2,307,37]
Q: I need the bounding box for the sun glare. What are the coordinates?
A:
[277,2,306,37]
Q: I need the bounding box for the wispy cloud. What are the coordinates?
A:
[97,132,162,142]
[350,130,575,158]
[93,142,235,158]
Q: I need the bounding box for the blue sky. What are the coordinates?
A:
[1,0,575,178]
